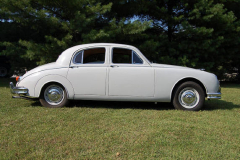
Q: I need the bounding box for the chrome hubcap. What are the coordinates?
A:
[44,85,64,105]
[0,67,7,77]
[178,87,199,108]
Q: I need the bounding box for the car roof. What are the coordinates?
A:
[66,43,135,50]
[56,43,139,66]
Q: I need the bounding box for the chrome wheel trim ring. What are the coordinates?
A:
[0,67,7,77]
[178,87,200,109]
[44,85,64,105]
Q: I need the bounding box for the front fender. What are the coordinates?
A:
[35,74,74,99]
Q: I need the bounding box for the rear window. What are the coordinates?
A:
[73,48,105,64]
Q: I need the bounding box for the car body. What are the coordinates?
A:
[10,43,221,110]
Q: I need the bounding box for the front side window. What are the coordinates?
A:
[112,48,143,64]
[73,48,105,64]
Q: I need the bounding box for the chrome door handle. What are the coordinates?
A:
[69,66,78,68]
[110,65,119,68]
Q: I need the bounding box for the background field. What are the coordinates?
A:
[0,78,240,159]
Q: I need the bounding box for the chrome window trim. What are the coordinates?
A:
[132,51,143,64]
[72,48,106,65]
[73,50,84,64]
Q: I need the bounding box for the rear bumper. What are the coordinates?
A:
[207,92,221,99]
[10,82,29,95]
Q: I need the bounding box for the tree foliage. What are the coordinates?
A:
[0,0,239,79]
[134,0,240,78]
[0,0,150,68]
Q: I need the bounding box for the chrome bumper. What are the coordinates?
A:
[207,93,221,99]
[10,82,28,95]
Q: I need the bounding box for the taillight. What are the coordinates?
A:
[16,76,20,82]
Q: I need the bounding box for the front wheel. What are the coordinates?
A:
[39,84,69,108]
[172,81,205,111]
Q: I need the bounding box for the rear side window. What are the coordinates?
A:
[112,48,143,64]
[73,48,105,64]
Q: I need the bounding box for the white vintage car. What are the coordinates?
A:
[10,43,221,111]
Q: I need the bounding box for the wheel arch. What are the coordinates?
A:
[171,78,207,101]
[40,82,65,97]
[34,75,74,99]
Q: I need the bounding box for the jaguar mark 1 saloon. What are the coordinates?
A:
[10,43,221,111]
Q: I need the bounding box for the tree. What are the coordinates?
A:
[0,0,150,71]
[132,0,239,79]
[0,0,240,79]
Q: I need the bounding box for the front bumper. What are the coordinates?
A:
[10,82,29,95]
[207,82,221,99]
[207,93,221,99]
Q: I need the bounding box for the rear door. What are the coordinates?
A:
[108,47,155,97]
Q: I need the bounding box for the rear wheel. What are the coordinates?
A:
[172,81,205,111]
[40,84,68,108]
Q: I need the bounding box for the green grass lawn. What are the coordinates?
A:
[0,78,240,159]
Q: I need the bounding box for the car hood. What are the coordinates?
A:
[151,63,194,70]
[22,62,66,79]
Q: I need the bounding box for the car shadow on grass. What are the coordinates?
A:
[69,100,175,110]
[29,100,174,110]
[69,99,240,111]
[29,99,240,111]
